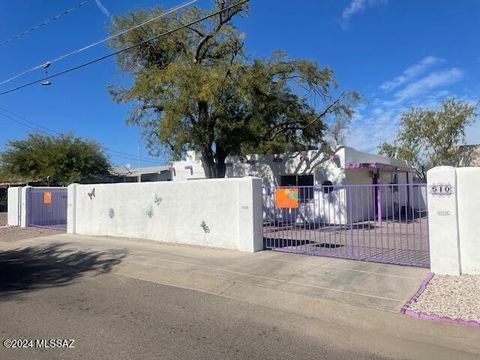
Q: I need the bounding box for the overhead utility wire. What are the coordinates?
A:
[0,109,161,164]
[0,0,90,48]
[0,0,249,96]
[0,0,198,86]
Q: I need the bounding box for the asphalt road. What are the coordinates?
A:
[0,270,396,360]
[0,235,478,360]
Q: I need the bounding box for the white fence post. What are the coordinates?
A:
[7,187,22,226]
[426,166,461,275]
[67,183,77,234]
[20,186,31,228]
[456,168,480,274]
[237,177,263,252]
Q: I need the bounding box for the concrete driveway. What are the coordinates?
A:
[1,233,478,359]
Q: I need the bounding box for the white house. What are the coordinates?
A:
[169,147,424,225]
[170,146,413,187]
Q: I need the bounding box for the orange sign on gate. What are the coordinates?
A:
[275,188,299,208]
[43,191,52,205]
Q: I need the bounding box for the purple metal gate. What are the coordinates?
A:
[27,187,68,230]
[263,184,429,267]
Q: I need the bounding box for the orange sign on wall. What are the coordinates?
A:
[275,188,299,209]
[43,191,52,205]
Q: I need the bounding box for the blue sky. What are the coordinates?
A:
[0,0,479,166]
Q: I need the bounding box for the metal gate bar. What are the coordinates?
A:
[263,184,429,268]
[27,188,68,230]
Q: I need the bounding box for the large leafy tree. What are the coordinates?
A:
[109,0,358,178]
[379,99,478,180]
[0,133,111,186]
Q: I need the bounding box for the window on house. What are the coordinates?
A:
[280,174,314,201]
[321,180,334,194]
[391,173,399,192]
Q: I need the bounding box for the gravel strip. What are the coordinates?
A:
[409,274,480,322]
[0,212,6,226]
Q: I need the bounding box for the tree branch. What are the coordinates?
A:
[302,99,340,131]
[194,2,245,63]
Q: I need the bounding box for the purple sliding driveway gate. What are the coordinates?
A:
[27,187,68,230]
[263,184,429,268]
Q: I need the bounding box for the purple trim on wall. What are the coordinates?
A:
[184,165,193,175]
[345,162,412,172]
[404,310,480,328]
[401,273,480,328]
[400,272,434,315]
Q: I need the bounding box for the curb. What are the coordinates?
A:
[401,272,480,328]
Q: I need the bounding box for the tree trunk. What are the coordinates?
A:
[201,146,227,179]
[214,146,227,178]
[201,150,216,178]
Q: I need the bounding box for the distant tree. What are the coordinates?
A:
[108,1,359,178]
[379,99,478,180]
[0,133,111,186]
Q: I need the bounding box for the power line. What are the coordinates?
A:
[0,109,42,133]
[0,0,199,87]
[0,0,247,96]
[0,0,90,48]
[0,108,161,164]
[0,107,64,135]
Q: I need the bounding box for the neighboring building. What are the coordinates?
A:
[110,165,173,182]
[0,180,44,212]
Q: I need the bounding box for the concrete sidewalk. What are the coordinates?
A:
[2,232,429,313]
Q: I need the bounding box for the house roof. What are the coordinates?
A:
[110,165,171,177]
[345,162,413,172]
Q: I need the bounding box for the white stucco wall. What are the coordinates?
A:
[427,166,480,275]
[263,187,349,225]
[171,151,207,181]
[7,187,21,226]
[338,169,421,223]
[170,149,348,186]
[224,149,346,187]
[68,178,263,252]
[456,168,480,274]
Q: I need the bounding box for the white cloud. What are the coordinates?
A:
[392,68,464,103]
[341,0,388,29]
[346,105,405,153]
[380,56,445,91]
[347,66,474,153]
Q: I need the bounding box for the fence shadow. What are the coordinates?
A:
[0,243,127,299]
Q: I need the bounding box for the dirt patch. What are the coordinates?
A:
[0,213,62,242]
[0,213,6,226]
